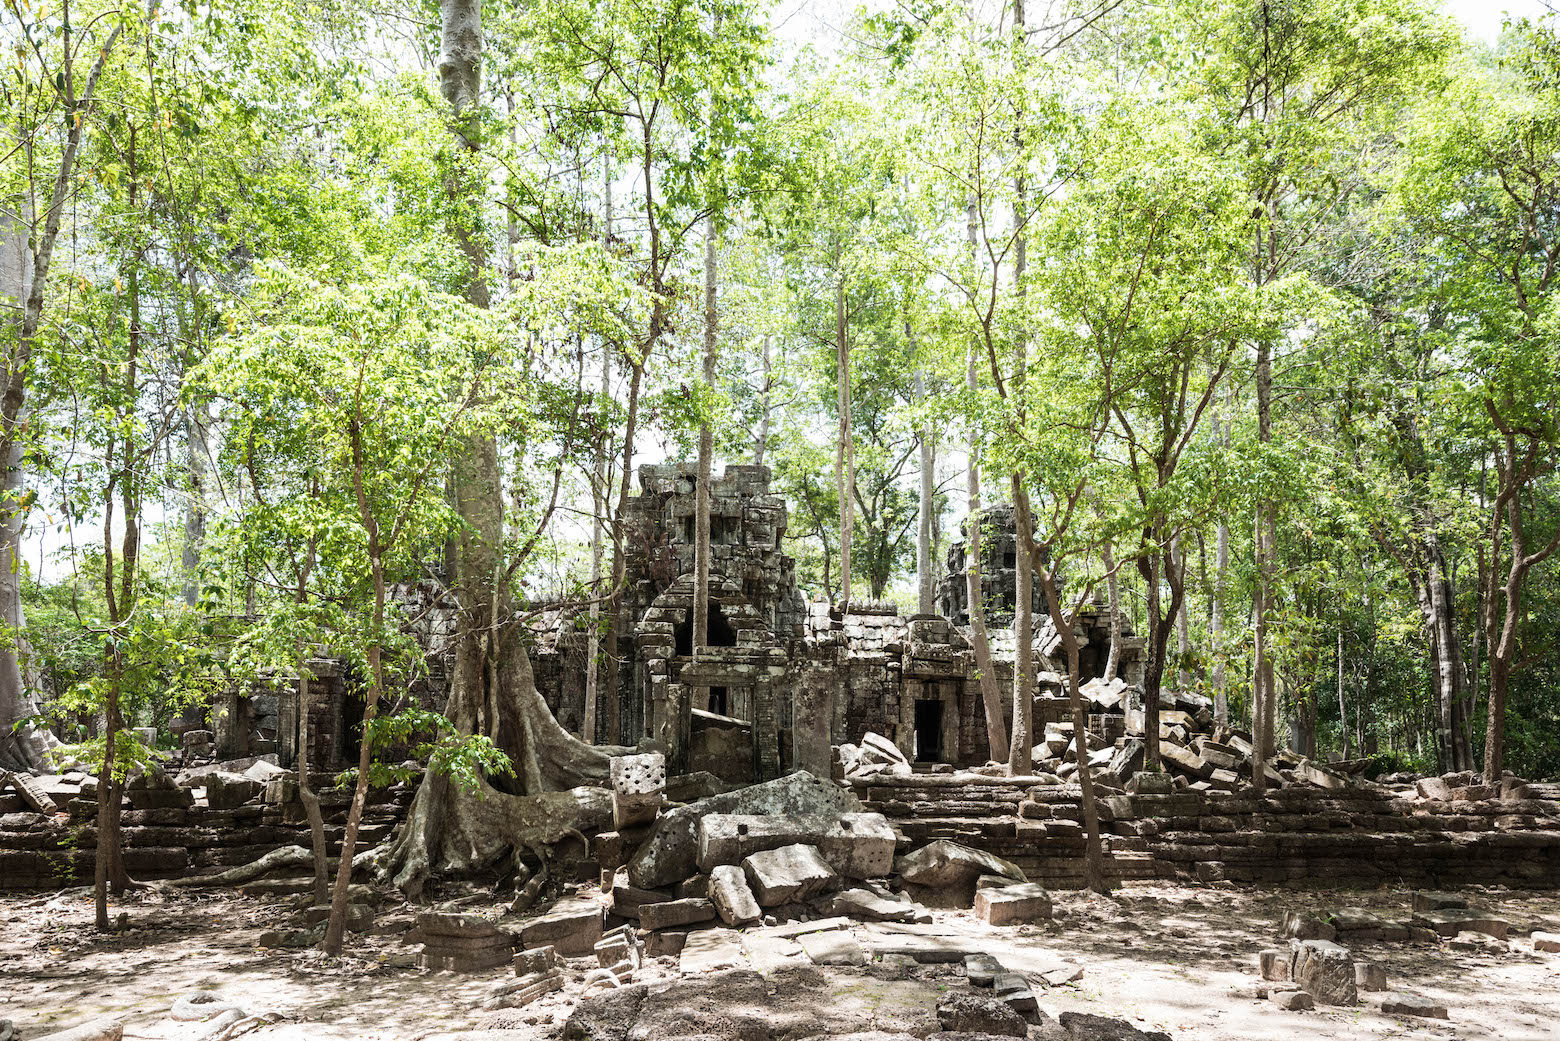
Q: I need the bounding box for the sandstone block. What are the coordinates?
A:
[696,812,895,878]
[1289,939,1356,1006]
[935,994,1026,1037]
[743,843,838,906]
[1532,931,1560,953]
[1355,961,1387,991]
[519,901,604,957]
[637,897,715,931]
[1269,988,1314,1010]
[974,883,1052,925]
[709,865,761,926]
[1380,993,1448,1019]
[1259,949,1290,981]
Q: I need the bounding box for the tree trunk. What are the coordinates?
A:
[835,279,853,606]
[1253,332,1274,794]
[693,214,715,668]
[1036,567,1108,892]
[1425,534,1469,772]
[1102,541,1122,683]
[914,369,935,616]
[1008,482,1034,775]
[1172,538,1191,691]
[0,29,126,772]
[963,187,1007,765]
[754,335,772,467]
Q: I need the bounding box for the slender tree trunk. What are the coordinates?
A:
[1253,333,1274,793]
[835,278,853,606]
[914,368,935,616]
[1102,541,1122,682]
[754,335,772,467]
[1008,485,1034,775]
[962,190,1007,764]
[1140,551,1163,771]
[1037,567,1108,892]
[1172,538,1191,691]
[1425,535,1468,771]
[693,214,715,663]
[1211,513,1229,725]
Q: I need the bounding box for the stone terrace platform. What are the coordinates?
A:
[849,772,1560,890]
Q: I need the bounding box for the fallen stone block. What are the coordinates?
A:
[1040,964,1084,987]
[515,946,557,976]
[485,967,564,1009]
[696,812,895,878]
[1269,988,1314,1011]
[3,772,59,815]
[637,897,715,932]
[33,1018,123,1041]
[974,883,1052,925]
[1259,949,1290,981]
[1409,909,1508,939]
[204,772,263,810]
[1380,993,1449,1019]
[1280,912,1336,941]
[1355,961,1387,991]
[709,864,762,926]
[822,886,926,923]
[609,882,674,919]
[610,753,665,831]
[1412,891,1467,912]
[935,994,1026,1037]
[1057,1012,1173,1041]
[519,901,604,957]
[627,771,859,889]
[743,843,838,906]
[965,952,1003,986]
[993,972,1038,1017]
[1289,939,1357,1006]
[1533,931,1560,953]
[419,947,514,972]
[797,929,867,966]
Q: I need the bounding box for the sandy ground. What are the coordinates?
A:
[1,881,1556,1041]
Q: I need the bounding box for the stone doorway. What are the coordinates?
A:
[914,698,944,762]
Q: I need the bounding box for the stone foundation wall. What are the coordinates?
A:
[0,779,412,891]
[850,774,1560,890]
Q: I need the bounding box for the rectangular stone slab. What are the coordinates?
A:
[797,929,867,966]
[697,812,896,878]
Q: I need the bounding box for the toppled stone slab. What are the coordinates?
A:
[709,864,762,926]
[638,897,714,932]
[1533,931,1560,953]
[935,994,1026,1037]
[1057,1013,1174,1041]
[518,900,604,957]
[1410,908,1509,939]
[965,953,1003,986]
[610,753,665,831]
[33,1017,123,1041]
[697,812,896,878]
[1259,950,1290,981]
[1355,961,1387,991]
[743,843,839,906]
[1413,891,1468,912]
[628,771,859,889]
[797,929,867,966]
[1280,911,1337,941]
[205,772,263,810]
[974,883,1052,925]
[3,772,59,815]
[861,922,979,963]
[1380,993,1449,1019]
[1290,939,1356,1006]
[822,886,926,923]
[678,928,745,973]
[895,839,1026,907]
[1269,988,1314,1010]
[993,972,1038,1017]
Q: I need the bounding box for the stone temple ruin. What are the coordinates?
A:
[527,463,1144,786]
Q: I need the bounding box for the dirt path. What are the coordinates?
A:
[1,883,1555,1040]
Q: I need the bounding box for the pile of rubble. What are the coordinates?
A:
[1242,890,1559,1019]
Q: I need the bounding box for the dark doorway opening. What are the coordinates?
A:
[676,601,737,655]
[340,689,366,765]
[914,699,944,762]
[708,686,729,716]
